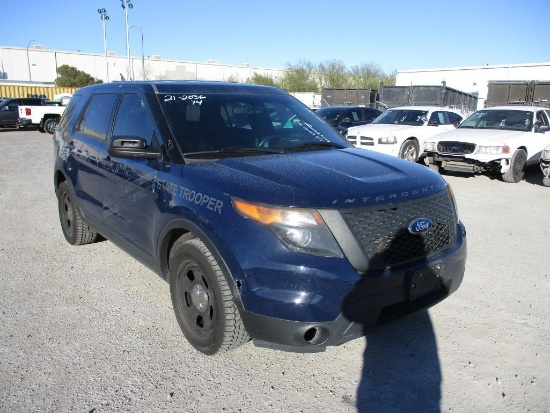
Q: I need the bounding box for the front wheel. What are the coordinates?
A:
[44,117,58,134]
[502,149,527,183]
[399,139,419,162]
[169,237,249,355]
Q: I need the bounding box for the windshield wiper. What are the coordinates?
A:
[183,147,285,160]
[292,142,348,150]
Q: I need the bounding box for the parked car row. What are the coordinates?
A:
[0,97,54,129]
[326,104,550,184]
[0,95,71,133]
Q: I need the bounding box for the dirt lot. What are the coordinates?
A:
[0,129,548,413]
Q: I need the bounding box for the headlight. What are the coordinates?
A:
[541,149,550,160]
[232,199,343,257]
[424,141,437,152]
[476,146,510,155]
[378,136,397,144]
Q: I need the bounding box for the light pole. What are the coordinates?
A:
[98,8,110,82]
[26,39,35,82]
[120,0,133,80]
[130,25,144,80]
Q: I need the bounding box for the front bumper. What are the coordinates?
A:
[356,142,400,157]
[425,152,510,174]
[240,222,467,352]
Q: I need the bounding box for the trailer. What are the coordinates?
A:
[485,80,550,108]
[321,82,478,114]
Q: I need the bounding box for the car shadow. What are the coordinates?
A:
[355,312,440,412]
[344,233,442,412]
[0,126,38,133]
[523,165,545,186]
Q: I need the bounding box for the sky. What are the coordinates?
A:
[1,0,549,75]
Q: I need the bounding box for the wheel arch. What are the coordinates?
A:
[157,218,246,312]
[53,168,68,197]
[515,145,528,156]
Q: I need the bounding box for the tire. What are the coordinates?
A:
[57,181,97,245]
[169,237,249,355]
[502,149,527,183]
[44,118,58,134]
[399,139,420,162]
[37,126,45,133]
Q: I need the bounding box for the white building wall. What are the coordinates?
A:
[0,45,285,84]
[396,62,550,109]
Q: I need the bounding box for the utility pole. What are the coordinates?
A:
[120,0,134,80]
[98,8,110,82]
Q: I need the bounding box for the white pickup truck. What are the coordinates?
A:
[18,104,66,134]
[423,106,550,183]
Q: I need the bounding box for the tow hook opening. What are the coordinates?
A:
[304,326,329,345]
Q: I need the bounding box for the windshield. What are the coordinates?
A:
[371,109,428,126]
[315,107,344,123]
[458,109,533,132]
[158,93,349,157]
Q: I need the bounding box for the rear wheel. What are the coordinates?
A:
[169,237,249,355]
[44,117,58,134]
[502,149,527,183]
[57,181,97,245]
[399,139,419,162]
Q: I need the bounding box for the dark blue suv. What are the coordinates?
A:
[54,81,466,355]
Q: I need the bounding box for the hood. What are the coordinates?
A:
[183,148,447,209]
[428,127,528,144]
[349,123,423,136]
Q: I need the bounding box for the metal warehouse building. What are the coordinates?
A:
[1,44,548,110]
[0,45,284,85]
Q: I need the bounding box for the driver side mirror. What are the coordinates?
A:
[108,136,162,159]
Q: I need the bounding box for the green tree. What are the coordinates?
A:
[247,72,279,87]
[55,65,102,87]
[281,60,319,92]
[349,62,386,90]
[316,60,349,89]
[380,70,397,87]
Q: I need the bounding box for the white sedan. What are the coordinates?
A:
[346,106,464,162]
[423,106,550,183]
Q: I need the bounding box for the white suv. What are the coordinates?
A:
[424,106,550,183]
[346,106,464,162]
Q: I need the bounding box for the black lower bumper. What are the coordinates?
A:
[241,240,467,352]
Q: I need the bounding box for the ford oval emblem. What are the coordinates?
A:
[408,218,433,234]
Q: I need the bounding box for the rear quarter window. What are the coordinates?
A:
[77,93,118,140]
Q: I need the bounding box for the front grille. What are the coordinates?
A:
[347,135,374,146]
[341,192,457,270]
[437,141,476,154]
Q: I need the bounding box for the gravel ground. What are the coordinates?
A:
[0,129,548,413]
